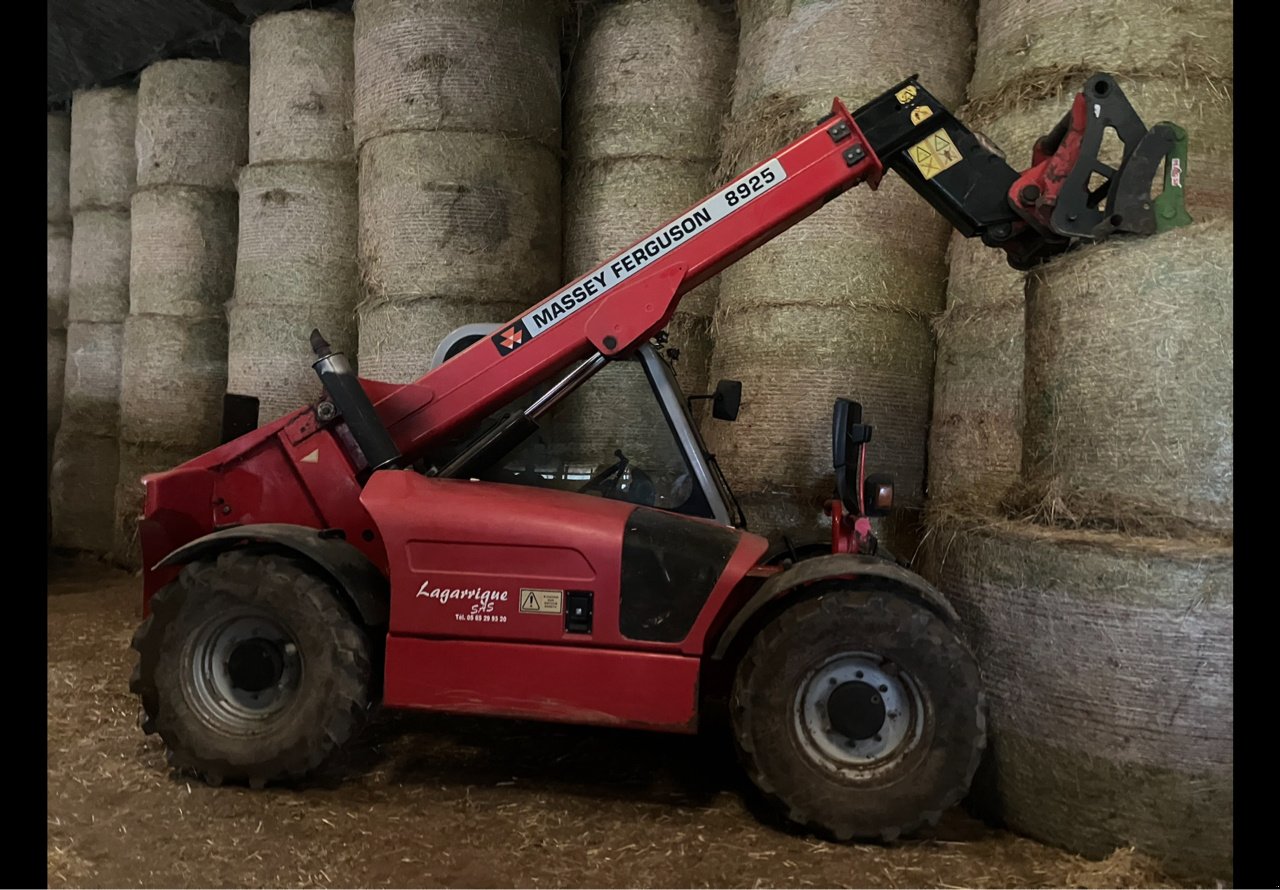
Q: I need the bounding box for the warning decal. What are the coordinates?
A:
[519,588,564,615]
[908,129,963,181]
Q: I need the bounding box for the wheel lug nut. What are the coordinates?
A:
[878,684,888,693]
[284,643,297,656]
[874,735,882,742]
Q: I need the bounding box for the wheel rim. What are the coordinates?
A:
[183,610,303,734]
[793,653,926,779]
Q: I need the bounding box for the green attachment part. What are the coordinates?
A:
[1153,121,1193,232]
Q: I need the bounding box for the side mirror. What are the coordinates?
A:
[712,379,742,421]
[832,398,873,512]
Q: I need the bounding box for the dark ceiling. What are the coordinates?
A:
[47,0,351,108]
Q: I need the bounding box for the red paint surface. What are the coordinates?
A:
[382,638,701,731]
[360,471,770,656]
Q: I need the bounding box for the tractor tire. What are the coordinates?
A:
[130,550,372,788]
[730,584,985,841]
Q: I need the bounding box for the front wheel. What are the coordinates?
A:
[130,550,373,788]
[730,585,985,841]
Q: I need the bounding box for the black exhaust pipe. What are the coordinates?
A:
[310,329,402,472]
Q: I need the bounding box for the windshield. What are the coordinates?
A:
[427,354,713,517]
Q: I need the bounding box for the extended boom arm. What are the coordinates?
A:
[351,72,1184,470]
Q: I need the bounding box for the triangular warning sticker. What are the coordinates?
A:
[908,129,962,181]
[522,591,539,610]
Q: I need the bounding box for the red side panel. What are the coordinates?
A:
[360,470,770,653]
[382,638,700,732]
[362,471,635,644]
[361,471,770,730]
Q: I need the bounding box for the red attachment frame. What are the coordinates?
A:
[1008,92,1088,233]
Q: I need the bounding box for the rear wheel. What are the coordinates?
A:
[131,550,372,788]
[731,585,985,840]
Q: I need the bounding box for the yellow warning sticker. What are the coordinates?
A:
[910,105,934,125]
[895,85,918,105]
[519,588,564,615]
[908,129,963,180]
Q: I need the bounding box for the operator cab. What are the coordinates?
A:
[424,325,744,527]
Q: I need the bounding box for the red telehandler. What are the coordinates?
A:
[129,73,1189,840]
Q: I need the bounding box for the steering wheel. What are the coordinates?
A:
[579,450,658,506]
[579,450,630,496]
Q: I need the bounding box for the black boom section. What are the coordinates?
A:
[619,508,740,643]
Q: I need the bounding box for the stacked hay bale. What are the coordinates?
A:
[227,10,358,423]
[563,0,735,406]
[557,0,736,477]
[922,3,1233,877]
[924,520,1232,881]
[49,88,136,553]
[703,0,975,544]
[927,0,1234,510]
[47,114,71,474]
[353,0,562,383]
[113,60,247,569]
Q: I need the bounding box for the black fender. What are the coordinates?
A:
[760,534,832,566]
[710,553,960,661]
[155,523,389,627]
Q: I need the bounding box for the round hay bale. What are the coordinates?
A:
[112,440,199,570]
[234,162,358,307]
[969,0,1232,101]
[566,0,735,163]
[352,0,561,150]
[47,328,67,455]
[118,314,229,450]
[60,320,124,434]
[50,430,120,554]
[69,86,137,211]
[927,277,1023,511]
[48,222,72,329]
[249,9,355,164]
[1019,220,1232,536]
[704,302,935,523]
[227,299,356,423]
[68,209,131,324]
[709,0,975,531]
[920,518,1232,883]
[358,131,561,304]
[728,0,974,138]
[129,187,238,317]
[716,174,955,316]
[357,295,525,383]
[135,59,249,191]
[48,113,71,223]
